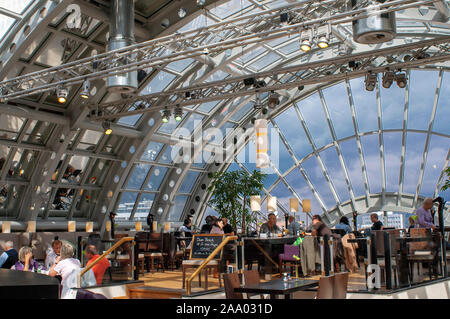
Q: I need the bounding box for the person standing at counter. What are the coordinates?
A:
[260,213,281,234]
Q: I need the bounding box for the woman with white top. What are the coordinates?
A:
[48,243,81,290]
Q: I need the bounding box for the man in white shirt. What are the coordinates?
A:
[45,238,62,269]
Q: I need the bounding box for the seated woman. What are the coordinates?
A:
[48,243,81,289]
[11,246,43,272]
[334,216,353,234]
[209,217,224,235]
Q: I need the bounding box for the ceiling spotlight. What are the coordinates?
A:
[300,29,313,52]
[244,77,255,87]
[178,8,187,18]
[268,91,280,108]
[298,85,304,91]
[382,71,395,88]
[102,121,112,135]
[316,24,330,49]
[262,107,268,115]
[395,72,407,88]
[174,105,183,122]
[80,80,90,99]
[196,0,206,7]
[137,69,148,83]
[202,47,209,55]
[162,108,171,123]
[364,72,377,91]
[280,12,291,25]
[57,86,69,103]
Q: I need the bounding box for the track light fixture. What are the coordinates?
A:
[162,108,171,123]
[300,29,313,52]
[316,24,330,49]
[102,121,112,135]
[280,12,291,25]
[244,77,256,87]
[364,72,377,91]
[178,8,187,18]
[56,86,69,103]
[196,0,206,7]
[80,80,90,99]
[394,72,407,88]
[268,91,280,108]
[382,70,395,88]
[174,105,183,122]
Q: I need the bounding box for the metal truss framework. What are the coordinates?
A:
[0,0,443,101]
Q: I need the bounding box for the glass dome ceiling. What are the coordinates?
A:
[0,0,448,231]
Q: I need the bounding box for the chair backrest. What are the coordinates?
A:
[410,228,432,252]
[333,272,349,299]
[283,244,300,257]
[243,270,260,286]
[316,275,334,299]
[223,272,243,299]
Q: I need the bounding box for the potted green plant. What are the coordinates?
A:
[208,169,266,234]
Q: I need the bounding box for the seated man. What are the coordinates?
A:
[86,245,110,285]
[222,218,235,236]
[178,219,193,238]
[287,215,302,235]
[0,241,18,269]
[45,238,62,269]
[260,213,281,234]
[370,213,384,231]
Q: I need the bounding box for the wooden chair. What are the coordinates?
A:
[144,232,168,273]
[223,272,243,299]
[408,228,436,282]
[333,272,349,299]
[316,275,334,299]
[243,270,264,299]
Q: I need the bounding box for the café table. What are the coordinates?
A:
[234,278,318,299]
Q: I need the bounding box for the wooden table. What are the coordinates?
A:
[234,278,318,299]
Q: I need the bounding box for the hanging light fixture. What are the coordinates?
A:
[57,86,69,103]
[267,196,277,212]
[255,119,269,168]
[316,24,330,49]
[395,72,407,88]
[162,108,171,123]
[250,196,261,212]
[102,121,112,135]
[300,29,313,52]
[364,71,377,91]
[174,105,183,122]
[290,198,299,213]
[80,80,90,99]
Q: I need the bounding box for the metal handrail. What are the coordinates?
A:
[186,235,238,295]
[78,236,135,286]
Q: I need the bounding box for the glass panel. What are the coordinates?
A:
[322,83,354,139]
[166,58,194,72]
[403,132,426,194]
[118,114,141,127]
[179,171,200,193]
[175,112,203,136]
[157,115,184,134]
[433,72,450,135]
[248,52,281,70]
[350,78,378,133]
[0,14,14,41]
[263,173,279,190]
[420,134,450,197]
[284,169,322,218]
[339,139,365,197]
[383,132,402,192]
[134,193,155,221]
[204,70,229,83]
[0,114,25,141]
[126,164,151,190]
[270,181,291,209]
[240,46,266,64]
[210,0,252,19]
[178,14,215,33]
[77,130,102,151]
[167,195,188,221]
[140,71,176,95]
[274,106,312,159]
[144,166,168,191]
[0,1,33,13]
[408,70,439,130]
[360,134,382,194]
[381,74,405,130]
[158,145,180,164]
[67,156,89,182]
[141,141,164,161]
[117,192,138,220]
[301,157,336,209]
[230,101,253,122]
[296,94,332,149]
[35,34,70,67]
[278,40,300,55]
[268,122,294,173]
[320,146,350,202]
[197,101,219,113]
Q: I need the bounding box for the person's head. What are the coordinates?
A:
[214,217,223,229]
[370,213,379,223]
[85,245,98,260]
[18,246,33,262]
[408,216,415,226]
[422,197,434,210]
[221,217,228,225]
[339,216,349,225]
[312,215,322,225]
[109,211,116,219]
[52,238,62,255]
[288,216,295,223]
[268,213,277,226]
[60,243,74,260]
[3,241,13,251]
[205,215,215,226]
[183,219,191,227]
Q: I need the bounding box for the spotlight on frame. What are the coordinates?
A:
[394,72,407,88]
[174,105,183,122]
[196,0,206,7]
[162,108,171,123]
[280,12,291,25]
[364,71,377,91]
[268,91,280,108]
[382,70,395,88]
[80,80,90,99]
[102,121,112,135]
[178,8,187,18]
[300,29,313,52]
[57,86,69,103]
[316,24,330,49]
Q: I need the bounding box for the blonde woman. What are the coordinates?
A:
[49,243,80,288]
[12,246,44,272]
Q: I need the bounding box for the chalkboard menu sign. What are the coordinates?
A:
[189,234,225,260]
